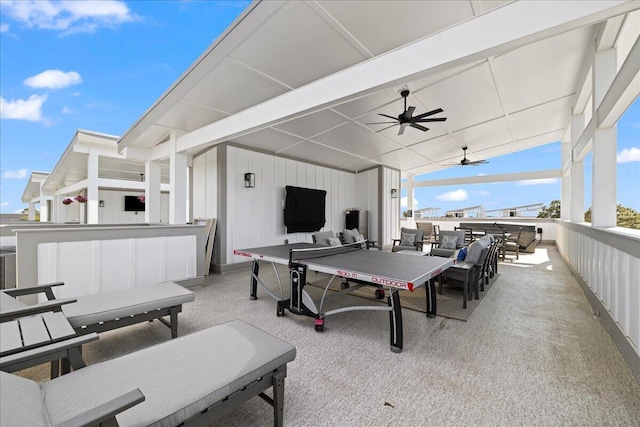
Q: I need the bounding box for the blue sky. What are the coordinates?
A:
[0,1,638,216]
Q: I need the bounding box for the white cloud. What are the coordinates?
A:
[436,189,468,202]
[2,169,29,179]
[62,105,74,114]
[0,95,47,121]
[24,69,82,89]
[517,178,559,186]
[400,197,419,209]
[617,147,640,163]
[0,23,9,32]
[1,0,136,34]
[0,202,8,207]
[477,190,491,196]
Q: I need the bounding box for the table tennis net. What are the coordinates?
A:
[289,242,363,263]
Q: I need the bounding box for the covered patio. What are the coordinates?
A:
[14,245,640,424]
[8,0,640,411]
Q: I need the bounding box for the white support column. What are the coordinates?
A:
[39,197,50,222]
[592,47,618,227]
[86,150,99,224]
[28,202,36,220]
[145,160,162,223]
[560,138,571,220]
[169,135,188,225]
[52,195,59,223]
[570,114,585,222]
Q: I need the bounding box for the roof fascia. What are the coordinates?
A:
[117,0,266,151]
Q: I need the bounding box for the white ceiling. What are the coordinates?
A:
[118,1,637,178]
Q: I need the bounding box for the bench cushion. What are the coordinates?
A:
[42,319,296,427]
[0,372,47,427]
[62,282,195,328]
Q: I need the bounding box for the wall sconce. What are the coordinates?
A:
[244,173,255,188]
[99,200,105,207]
[391,188,398,198]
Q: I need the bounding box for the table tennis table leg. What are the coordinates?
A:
[426,278,437,318]
[250,260,259,300]
[388,290,403,353]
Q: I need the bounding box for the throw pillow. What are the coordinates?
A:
[356,234,365,243]
[441,235,458,250]
[464,241,484,264]
[328,237,341,246]
[457,247,468,261]
[400,232,415,246]
[343,228,360,243]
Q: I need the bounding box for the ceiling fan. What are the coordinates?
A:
[367,89,446,136]
[448,146,489,166]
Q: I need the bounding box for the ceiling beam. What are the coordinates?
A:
[404,169,562,188]
[176,1,636,154]
[598,34,640,128]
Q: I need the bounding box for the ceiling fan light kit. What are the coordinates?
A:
[367,89,447,136]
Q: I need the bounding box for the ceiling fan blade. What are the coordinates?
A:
[366,121,399,125]
[404,106,416,119]
[469,160,489,165]
[410,123,429,132]
[378,113,398,121]
[412,108,444,120]
[375,123,399,133]
[397,123,408,136]
[414,117,447,123]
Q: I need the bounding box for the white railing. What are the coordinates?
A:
[556,221,640,357]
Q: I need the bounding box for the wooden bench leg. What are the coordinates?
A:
[170,306,179,339]
[272,370,286,427]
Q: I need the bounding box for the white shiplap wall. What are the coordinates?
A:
[225,146,360,264]
[97,189,169,224]
[192,147,218,220]
[356,168,379,243]
[382,167,401,247]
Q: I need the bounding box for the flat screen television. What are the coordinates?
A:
[284,186,326,233]
[124,195,145,212]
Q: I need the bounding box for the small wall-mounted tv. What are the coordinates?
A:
[284,186,326,233]
[124,195,145,212]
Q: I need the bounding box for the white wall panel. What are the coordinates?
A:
[164,236,196,280]
[135,237,166,286]
[56,241,96,298]
[97,189,169,224]
[99,239,133,292]
[226,146,359,264]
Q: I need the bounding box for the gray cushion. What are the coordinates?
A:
[0,291,28,311]
[438,230,467,249]
[400,232,415,246]
[42,319,296,427]
[342,228,360,243]
[313,231,335,246]
[328,237,342,246]
[62,282,195,328]
[440,235,458,250]
[430,248,456,258]
[400,227,424,242]
[0,372,46,427]
[465,239,489,264]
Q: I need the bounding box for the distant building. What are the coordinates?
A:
[445,205,485,218]
[485,203,543,218]
[414,207,441,218]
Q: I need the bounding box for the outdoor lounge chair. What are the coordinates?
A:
[1,281,195,340]
[0,319,297,427]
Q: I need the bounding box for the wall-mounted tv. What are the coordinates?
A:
[284,186,326,233]
[124,195,145,212]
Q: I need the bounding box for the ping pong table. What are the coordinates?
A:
[233,243,453,353]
